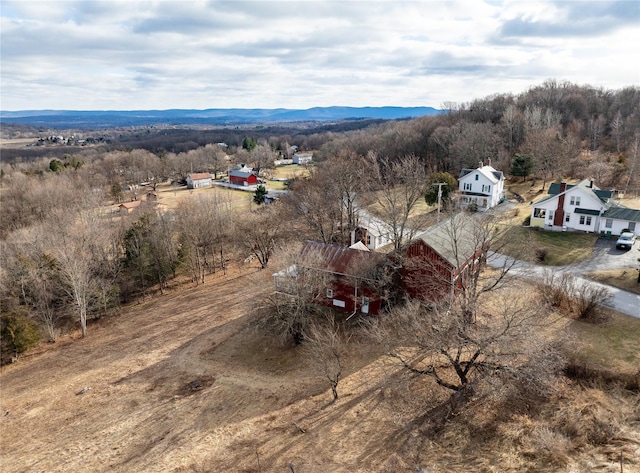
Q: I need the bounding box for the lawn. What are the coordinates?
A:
[499,226,597,266]
[586,268,640,295]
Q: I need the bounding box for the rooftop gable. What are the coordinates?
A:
[459,165,503,184]
[542,179,613,207]
[299,240,382,276]
[412,213,486,267]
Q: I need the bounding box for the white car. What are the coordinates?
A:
[615,232,636,250]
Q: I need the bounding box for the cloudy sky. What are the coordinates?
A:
[1,0,638,111]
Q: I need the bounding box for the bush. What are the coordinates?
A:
[1,311,42,363]
[535,246,549,262]
[522,215,531,226]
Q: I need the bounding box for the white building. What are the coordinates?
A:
[530,179,640,236]
[292,153,313,165]
[186,173,213,189]
[458,161,505,211]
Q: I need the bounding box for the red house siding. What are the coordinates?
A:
[229,173,258,186]
[402,240,455,301]
[320,274,382,315]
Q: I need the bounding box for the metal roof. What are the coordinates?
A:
[187,173,212,180]
[412,213,485,267]
[299,240,382,276]
[602,206,640,222]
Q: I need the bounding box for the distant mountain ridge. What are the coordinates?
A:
[0,106,441,128]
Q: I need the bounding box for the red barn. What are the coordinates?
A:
[402,213,488,301]
[273,240,387,316]
[229,165,258,186]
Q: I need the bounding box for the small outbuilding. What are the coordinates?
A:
[186,173,213,189]
[118,200,142,214]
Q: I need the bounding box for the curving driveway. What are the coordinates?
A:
[487,238,640,319]
[563,238,638,273]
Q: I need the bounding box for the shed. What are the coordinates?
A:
[118,200,142,214]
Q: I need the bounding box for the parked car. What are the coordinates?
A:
[615,232,637,250]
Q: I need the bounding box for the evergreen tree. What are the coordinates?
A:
[510,154,534,181]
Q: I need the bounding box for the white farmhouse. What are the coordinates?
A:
[530,179,640,236]
[458,160,505,211]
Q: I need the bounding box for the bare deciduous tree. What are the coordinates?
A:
[305,316,349,401]
[175,192,233,284]
[365,153,430,251]
[378,288,563,398]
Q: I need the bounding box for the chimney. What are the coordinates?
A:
[560,182,567,193]
[487,158,491,167]
[478,161,483,169]
[589,180,594,188]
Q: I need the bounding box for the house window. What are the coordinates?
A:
[362,296,369,306]
[475,175,479,181]
[579,215,585,225]
[570,196,575,205]
[586,216,591,225]
[481,184,491,193]
[580,215,592,225]
[464,183,472,191]
[605,219,613,229]
[565,214,570,223]
[534,208,546,218]
[326,288,333,298]
[575,197,581,206]
[548,211,554,221]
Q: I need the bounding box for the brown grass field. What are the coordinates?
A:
[586,268,640,295]
[1,176,639,472]
[1,256,640,472]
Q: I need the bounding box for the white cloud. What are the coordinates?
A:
[1,0,638,110]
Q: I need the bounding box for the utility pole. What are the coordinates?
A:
[432,182,447,223]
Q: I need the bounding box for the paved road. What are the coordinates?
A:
[487,242,640,319]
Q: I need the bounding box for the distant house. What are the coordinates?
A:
[401,213,489,301]
[530,179,640,236]
[273,240,387,316]
[186,173,213,189]
[229,164,258,186]
[458,160,505,211]
[118,200,142,214]
[292,153,313,165]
